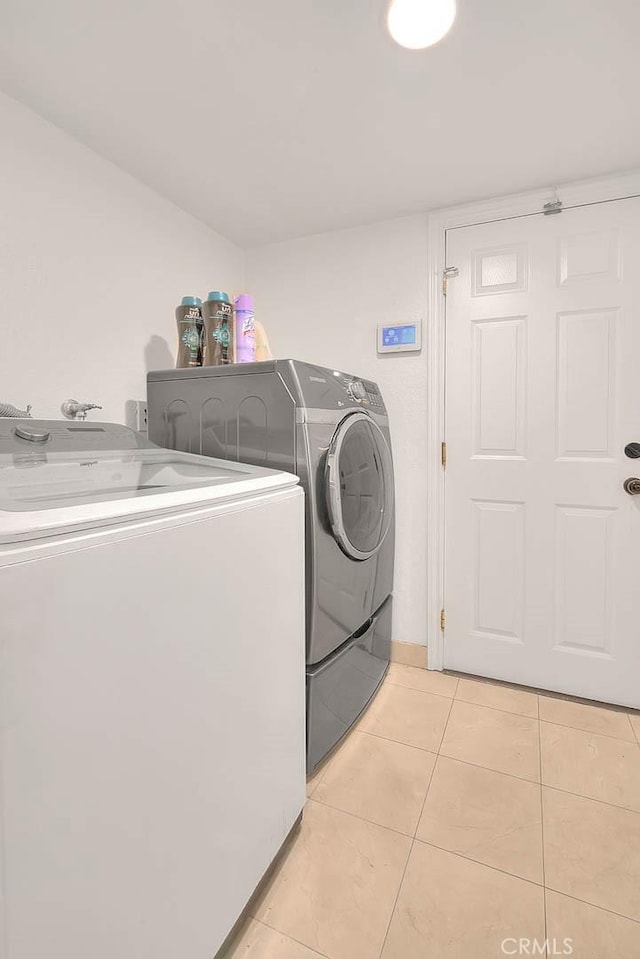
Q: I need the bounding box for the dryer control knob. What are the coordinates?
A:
[349,380,366,400]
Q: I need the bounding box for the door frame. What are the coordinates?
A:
[425,169,640,671]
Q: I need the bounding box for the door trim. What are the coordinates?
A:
[425,168,640,671]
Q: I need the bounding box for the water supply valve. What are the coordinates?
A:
[61,399,103,421]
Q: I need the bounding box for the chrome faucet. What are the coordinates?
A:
[61,399,103,421]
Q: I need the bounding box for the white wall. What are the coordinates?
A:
[247,215,429,647]
[0,92,244,422]
[0,90,430,648]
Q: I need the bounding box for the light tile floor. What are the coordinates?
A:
[225,667,640,959]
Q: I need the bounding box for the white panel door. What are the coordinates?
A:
[444,198,640,708]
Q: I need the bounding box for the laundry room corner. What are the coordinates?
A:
[0,91,245,423]
[246,213,431,655]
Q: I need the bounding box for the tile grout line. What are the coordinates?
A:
[374,838,413,959]
[305,773,324,800]
[360,729,434,756]
[308,794,419,842]
[304,796,413,841]
[276,801,640,933]
[412,756,441,843]
[537,698,551,959]
[437,751,541,786]
[542,781,640,817]
[357,727,441,757]
[375,686,458,959]
[456,677,639,726]
[456,699,538,718]
[543,883,640,927]
[538,710,549,957]
[359,726,448,754]
[387,677,640,744]
[628,714,640,747]
[314,771,552,888]
[261,800,414,957]
[387,675,543,723]
[412,834,546,890]
[386,678,459,701]
[440,669,640,720]
[436,752,540,786]
[454,696,538,721]
[385,682,451,702]
[359,725,640,815]
[414,684,458,839]
[311,748,640,894]
[248,917,332,958]
[539,716,640,745]
[456,673,640,716]
[362,721,545,784]
[438,750,640,812]
[436,682,458,757]
[456,697,639,741]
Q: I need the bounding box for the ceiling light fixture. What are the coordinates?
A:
[387,0,456,50]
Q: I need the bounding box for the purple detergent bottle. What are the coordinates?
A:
[234,294,256,363]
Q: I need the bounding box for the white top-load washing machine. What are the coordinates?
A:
[0,419,305,959]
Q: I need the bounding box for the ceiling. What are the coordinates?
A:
[1,0,639,246]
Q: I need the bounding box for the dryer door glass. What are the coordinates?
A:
[325,412,394,560]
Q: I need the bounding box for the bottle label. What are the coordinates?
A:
[181,326,201,351]
[213,321,231,347]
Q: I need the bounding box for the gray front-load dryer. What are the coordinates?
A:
[147,359,395,770]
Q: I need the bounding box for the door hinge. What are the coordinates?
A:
[441,441,447,468]
[440,609,446,631]
[543,198,563,215]
[442,266,459,296]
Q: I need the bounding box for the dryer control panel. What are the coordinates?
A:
[359,379,385,410]
[339,376,385,411]
[295,365,387,413]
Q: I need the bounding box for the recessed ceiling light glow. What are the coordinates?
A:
[387,0,456,50]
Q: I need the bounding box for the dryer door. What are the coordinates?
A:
[325,412,394,561]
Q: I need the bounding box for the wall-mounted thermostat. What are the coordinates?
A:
[377,320,422,354]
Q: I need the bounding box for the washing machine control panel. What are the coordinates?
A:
[0,420,152,453]
[13,424,51,444]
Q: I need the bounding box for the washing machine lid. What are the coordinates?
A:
[0,446,298,544]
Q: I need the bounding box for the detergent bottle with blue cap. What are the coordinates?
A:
[202,291,233,366]
[175,295,203,368]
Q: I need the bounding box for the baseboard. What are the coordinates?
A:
[391,640,427,669]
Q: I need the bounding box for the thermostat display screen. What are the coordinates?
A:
[382,325,416,347]
[378,320,421,353]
